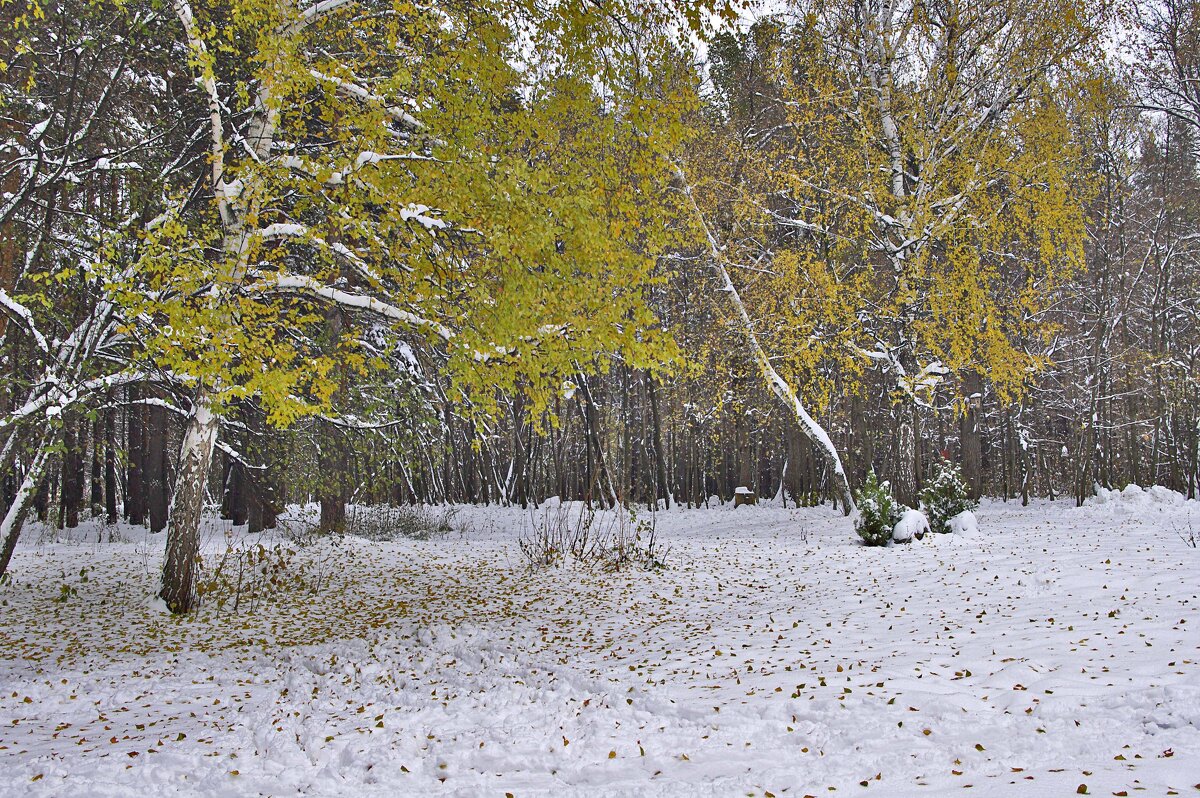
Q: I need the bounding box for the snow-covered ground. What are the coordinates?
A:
[1,491,1198,797]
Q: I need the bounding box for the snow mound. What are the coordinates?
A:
[949,509,979,537]
[892,508,929,543]
[142,594,171,615]
[1088,484,1187,511]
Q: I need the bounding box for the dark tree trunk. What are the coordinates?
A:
[960,371,984,500]
[146,401,170,533]
[126,385,146,525]
[90,415,103,514]
[246,473,264,534]
[318,425,348,534]
[218,456,235,520]
[247,460,279,534]
[33,471,49,522]
[224,460,249,526]
[61,420,83,529]
[104,406,118,523]
[576,374,615,507]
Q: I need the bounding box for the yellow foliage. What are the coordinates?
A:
[104,0,715,430]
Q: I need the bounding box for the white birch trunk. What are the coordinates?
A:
[865,0,920,507]
[160,394,220,613]
[161,0,277,612]
[0,447,51,580]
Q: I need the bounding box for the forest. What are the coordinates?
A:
[0,0,1198,795]
[4,0,1197,602]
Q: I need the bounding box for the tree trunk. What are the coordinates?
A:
[576,374,616,508]
[104,406,118,523]
[146,401,170,533]
[647,374,670,509]
[161,396,219,614]
[318,424,348,534]
[960,371,984,500]
[0,447,51,580]
[61,420,83,529]
[318,485,345,533]
[90,415,103,514]
[224,460,249,526]
[893,402,918,509]
[246,473,264,534]
[126,385,146,525]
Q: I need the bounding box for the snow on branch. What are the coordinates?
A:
[0,288,50,353]
[3,371,147,426]
[259,222,309,241]
[308,69,424,131]
[256,274,451,341]
[298,0,357,27]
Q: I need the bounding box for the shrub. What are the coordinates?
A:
[200,538,307,614]
[855,471,900,547]
[892,507,930,543]
[920,460,978,535]
[345,504,459,541]
[519,503,666,571]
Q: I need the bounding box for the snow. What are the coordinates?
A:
[893,507,930,542]
[259,222,308,240]
[2,499,1199,796]
[307,70,425,132]
[28,118,50,139]
[94,158,142,171]
[1089,483,1188,510]
[949,509,979,537]
[399,203,447,231]
[263,274,452,341]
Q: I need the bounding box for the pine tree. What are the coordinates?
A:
[854,471,899,547]
[920,460,979,535]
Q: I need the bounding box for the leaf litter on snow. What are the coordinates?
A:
[0,496,1198,796]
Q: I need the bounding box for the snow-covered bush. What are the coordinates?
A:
[920,460,978,535]
[855,471,901,547]
[893,508,930,543]
[1089,483,1187,509]
[948,509,979,537]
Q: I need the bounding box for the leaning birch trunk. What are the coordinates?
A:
[675,168,855,515]
[0,446,51,580]
[160,394,219,613]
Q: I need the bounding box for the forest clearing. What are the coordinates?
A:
[2,0,1199,794]
[2,494,1198,796]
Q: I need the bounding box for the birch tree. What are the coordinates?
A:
[699,1,1100,505]
[124,0,725,612]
